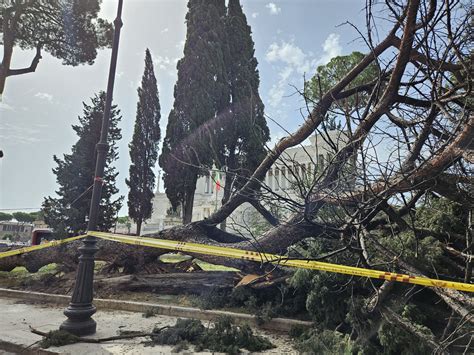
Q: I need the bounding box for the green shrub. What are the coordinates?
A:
[149,316,274,354]
[294,328,354,355]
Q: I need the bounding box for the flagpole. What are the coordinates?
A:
[215,172,218,212]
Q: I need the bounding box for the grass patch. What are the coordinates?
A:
[194,259,238,272]
[38,263,58,273]
[159,253,191,263]
[149,316,274,354]
[9,266,29,275]
[159,253,239,272]
[94,260,107,272]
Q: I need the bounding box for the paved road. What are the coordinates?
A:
[0,297,295,354]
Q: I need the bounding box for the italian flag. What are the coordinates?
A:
[215,171,222,192]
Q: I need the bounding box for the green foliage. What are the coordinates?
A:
[2,234,13,240]
[217,0,270,195]
[0,1,112,62]
[39,330,79,348]
[12,211,35,223]
[191,283,307,322]
[291,268,351,328]
[415,196,467,235]
[0,212,12,221]
[285,196,468,353]
[28,210,44,221]
[378,232,443,271]
[306,51,378,131]
[126,49,161,235]
[0,1,112,94]
[160,0,269,221]
[117,216,132,234]
[149,316,274,354]
[160,0,229,221]
[289,238,366,332]
[43,92,123,237]
[293,328,355,355]
[116,216,130,225]
[378,305,433,355]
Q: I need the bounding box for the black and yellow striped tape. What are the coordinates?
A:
[0,234,87,259]
[88,232,474,293]
[1,231,472,293]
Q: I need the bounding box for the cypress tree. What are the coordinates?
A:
[218,0,270,228]
[159,0,229,224]
[43,92,123,237]
[126,48,161,236]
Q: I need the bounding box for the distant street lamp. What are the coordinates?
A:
[60,0,124,336]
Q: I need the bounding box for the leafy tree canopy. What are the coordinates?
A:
[0,212,13,221]
[306,51,378,131]
[0,0,112,94]
[12,211,35,223]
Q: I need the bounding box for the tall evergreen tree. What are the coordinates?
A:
[126,48,161,236]
[43,92,123,237]
[159,0,229,224]
[217,0,270,228]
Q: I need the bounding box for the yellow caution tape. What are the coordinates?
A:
[89,231,474,293]
[0,235,87,259]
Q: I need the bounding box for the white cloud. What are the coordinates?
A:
[152,55,178,74]
[0,122,44,144]
[266,41,310,74]
[251,12,259,18]
[175,40,185,51]
[264,33,342,108]
[265,2,281,15]
[268,66,293,107]
[266,41,314,107]
[34,92,53,102]
[161,28,169,34]
[317,33,342,65]
[0,102,14,111]
[269,131,286,148]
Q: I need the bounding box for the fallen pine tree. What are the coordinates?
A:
[3,1,473,352]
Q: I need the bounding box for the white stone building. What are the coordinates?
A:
[142,130,349,236]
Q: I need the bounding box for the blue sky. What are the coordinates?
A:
[0,0,369,214]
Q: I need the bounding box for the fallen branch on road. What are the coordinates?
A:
[29,325,169,348]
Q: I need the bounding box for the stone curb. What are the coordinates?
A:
[0,288,312,333]
[0,340,58,355]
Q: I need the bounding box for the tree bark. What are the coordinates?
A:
[182,174,198,224]
[0,23,14,96]
[95,272,238,295]
[136,219,142,236]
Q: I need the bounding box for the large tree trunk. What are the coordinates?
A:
[0,27,14,96]
[182,174,198,224]
[136,219,142,236]
[95,272,238,295]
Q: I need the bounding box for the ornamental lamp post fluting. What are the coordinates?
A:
[60,0,124,336]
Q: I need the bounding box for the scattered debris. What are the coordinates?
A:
[30,326,168,349]
[148,315,275,354]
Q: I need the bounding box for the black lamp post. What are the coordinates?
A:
[60,0,124,336]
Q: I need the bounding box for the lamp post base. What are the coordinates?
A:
[60,236,98,336]
[60,304,97,336]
